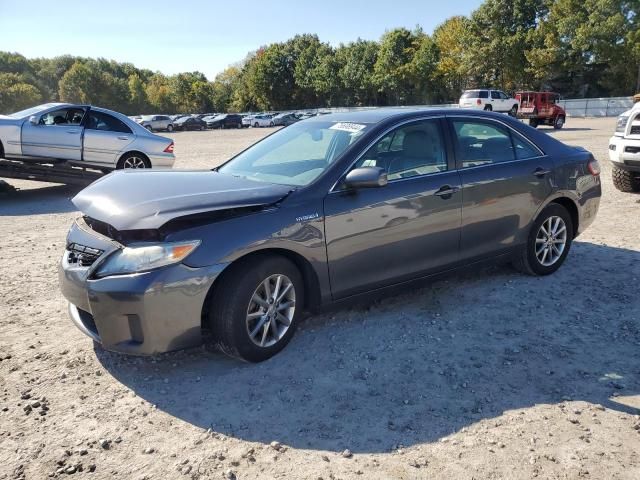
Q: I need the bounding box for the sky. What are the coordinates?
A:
[0,0,483,80]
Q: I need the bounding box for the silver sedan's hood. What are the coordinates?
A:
[72,170,292,230]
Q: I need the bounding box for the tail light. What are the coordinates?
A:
[476,99,482,105]
[587,158,600,176]
[163,142,174,154]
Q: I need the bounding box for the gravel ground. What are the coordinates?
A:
[1,118,639,480]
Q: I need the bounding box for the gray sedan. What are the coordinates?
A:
[0,103,175,169]
[59,108,601,362]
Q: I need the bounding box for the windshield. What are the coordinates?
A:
[219,120,370,186]
[8,103,61,119]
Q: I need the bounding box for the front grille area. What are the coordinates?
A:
[84,216,162,243]
[630,125,640,135]
[67,243,104,267]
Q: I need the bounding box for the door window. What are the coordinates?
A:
[39,108,85,126]
[491,91,501,99]
[452,120,540,167]
[86,111,132,133]
[353,119,447,181]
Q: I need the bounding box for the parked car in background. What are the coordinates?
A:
[136,115,174,132]
[609,102,640,192]
[0,103,174,169]
[515,91,566,129]
[252,114,275,127]
[59,108,600,362]
[173,116,207,131]
[271,112,299,126]
[459,89,519,116]
[241,114,255,128]
[205,114,243,129]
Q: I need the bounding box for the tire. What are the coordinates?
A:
[206,255,304,362]
[167,124,174,132]
[484,104,492,111]
[254,122,259,128]
[529,118,539,128]
[116,152,151,169]
[553,116,565,130]
[612,166,640,192]
[237,123,242,129]
[145,125,153,132]
[509,105,518,117]
[269,121,274,127]
[513,203,573,276]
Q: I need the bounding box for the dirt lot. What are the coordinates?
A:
[1,118,639,480]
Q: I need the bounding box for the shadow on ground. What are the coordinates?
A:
[98,241,640,454]
[0,183,81,215]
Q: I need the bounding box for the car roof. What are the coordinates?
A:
[305,107,444,124]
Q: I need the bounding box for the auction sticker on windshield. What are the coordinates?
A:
[329,122,366,133]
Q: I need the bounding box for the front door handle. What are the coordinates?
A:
[434,185,460,197]
[117,136,130,140]
[66,130,79,134]
[533,167,551,177]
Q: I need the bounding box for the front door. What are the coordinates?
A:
[83,110,135,166]
[448,116,555,260]
[21,106,86,161]
[324,118,462,299]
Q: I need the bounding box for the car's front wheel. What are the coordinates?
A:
[553,116,565,129]
[612,166,640,192]
[167,124,174,132]
[254,122,259,128]
[514,203,573,276]
[206,255,304,362]
[145,125,153,132]
[509,105,518,117]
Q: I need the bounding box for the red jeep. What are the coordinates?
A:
[515,91,566,129]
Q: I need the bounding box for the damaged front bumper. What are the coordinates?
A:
[58,218,227,355]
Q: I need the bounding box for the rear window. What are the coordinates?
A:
[462,90,488,99]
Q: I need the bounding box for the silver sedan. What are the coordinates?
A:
[0,103,175,169]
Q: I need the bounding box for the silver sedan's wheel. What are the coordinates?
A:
[122,156,148,169]
[246,274,296,348]
[535,216,567,266]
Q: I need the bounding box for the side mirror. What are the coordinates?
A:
[344,167,388,189]
[29,115,38,125]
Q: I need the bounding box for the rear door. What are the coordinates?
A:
[82,110,135,166]
[490,90,504,111]
[21,107,86,160]
[448,116,554,260]
[324,118,463,299]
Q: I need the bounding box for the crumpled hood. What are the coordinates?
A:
[72,170,292,230]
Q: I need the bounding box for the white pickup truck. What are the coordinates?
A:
[609,102,640,192]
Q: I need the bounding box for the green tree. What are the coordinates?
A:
[0,73,42,113]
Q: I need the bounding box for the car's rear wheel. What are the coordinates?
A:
[553,116,565,129]
[237,123,242,129]
[484,104,492,111]
[206,255,304,362]
[529,118,539,128]
[117,153,151,169]
[509,105,518,117]
[167,124,174,132]
[269,121,274,127]
[514,203,573,276]
[612,166,640,192]
[254,122,259,128]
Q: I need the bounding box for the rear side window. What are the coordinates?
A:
[451,120,539,167]
[478,90,488,99]
[86,111,132,134]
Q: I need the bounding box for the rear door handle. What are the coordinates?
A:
[66,130,80,134]
[117,136,130,140]
[533,167,551,177]
[434,185,460,197]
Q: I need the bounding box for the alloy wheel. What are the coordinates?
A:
[122,156,147,169]
[535,216,567,266]
[246,274,296,347]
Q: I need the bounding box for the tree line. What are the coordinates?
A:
[1,0,638,115]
